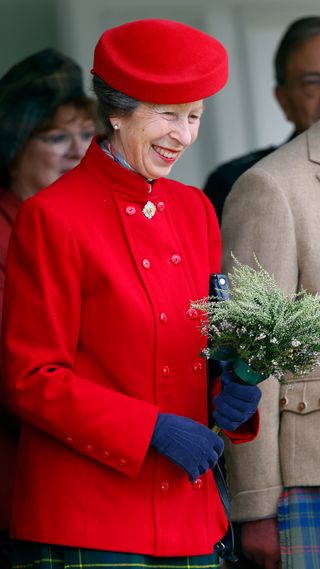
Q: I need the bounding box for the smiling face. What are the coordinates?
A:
[109,100,204,179]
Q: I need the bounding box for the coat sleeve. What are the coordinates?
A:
[220,165,298,520]
[1,199,159,478]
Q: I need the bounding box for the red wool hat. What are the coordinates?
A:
[92,19,228,103]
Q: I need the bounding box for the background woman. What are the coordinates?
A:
[2,19,260,569]
[0,47,97,568]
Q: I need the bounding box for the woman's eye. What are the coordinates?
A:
[80,130,96,141]
[189,115,200,122]
[47,134,69,145]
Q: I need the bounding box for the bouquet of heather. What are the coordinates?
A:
[192,257,320,385]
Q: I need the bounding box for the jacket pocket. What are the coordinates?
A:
[279,377,320,415]
[279,378,320,486]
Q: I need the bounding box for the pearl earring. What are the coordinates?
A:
[113,123,120,130]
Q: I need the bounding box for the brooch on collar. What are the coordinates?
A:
[142,200,157,219]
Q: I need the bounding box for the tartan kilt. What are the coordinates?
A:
[11,541,220,569]
[278,486,320,569]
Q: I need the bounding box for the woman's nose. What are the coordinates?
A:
[66,134,87,159]
[170,118,193,147]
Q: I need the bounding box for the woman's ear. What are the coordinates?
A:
[110,119,120,130]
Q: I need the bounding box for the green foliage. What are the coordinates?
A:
[192,257,320,381]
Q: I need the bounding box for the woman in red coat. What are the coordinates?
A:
[2,19,260,569]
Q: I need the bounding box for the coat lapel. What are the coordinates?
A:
[307,121,320,167]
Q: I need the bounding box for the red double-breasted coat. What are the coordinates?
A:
[2,139,257,556]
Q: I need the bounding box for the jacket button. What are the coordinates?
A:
[84,444,94,453]
[160,312,168,323]
[170,254,181,265]
[192,362,203,374]
[192,478,203,490]
[102,450,110,459]
[118,458,127,466]
[297,401,307,412]
[157,201,165,212]
[64,437,73,445]
[280,397,288,408]
[162,366,170,377]
[160,481,169,492]
[187,308,198,320]
[125,205,136,215]
[142,258,151,269]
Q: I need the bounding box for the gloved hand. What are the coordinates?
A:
[214,346,236,366]
[209,347,235,388]
[150,413,224,481]
[213,370,261,431]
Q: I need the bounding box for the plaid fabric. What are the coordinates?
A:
[0,48,85,168]
[11,541,220,569]
[278,487,320,569]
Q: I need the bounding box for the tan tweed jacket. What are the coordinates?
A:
[221,120,320,521]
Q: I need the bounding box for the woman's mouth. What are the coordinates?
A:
[152,144,179,162]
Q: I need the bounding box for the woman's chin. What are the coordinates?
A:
[144,161,175,180]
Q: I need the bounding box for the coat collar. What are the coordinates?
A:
[80,136,162,203]
[0,187,21,221]
[307,121,320,166]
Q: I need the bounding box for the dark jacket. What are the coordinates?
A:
[204,132,298,225]
[203,146,276,225]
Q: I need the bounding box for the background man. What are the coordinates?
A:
[204,16,320,224]
[221,116,320,569]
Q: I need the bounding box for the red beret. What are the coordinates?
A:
[92,19,228,103]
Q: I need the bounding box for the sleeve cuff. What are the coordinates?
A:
[223,409,260,443]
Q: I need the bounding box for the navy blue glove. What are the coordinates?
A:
[209,347,235,388]
[213,370,261,431]
[150,413,224,481]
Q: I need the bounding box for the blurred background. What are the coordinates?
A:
[2,0,320,187]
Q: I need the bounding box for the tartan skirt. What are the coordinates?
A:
[278,486,320,569]
[11,541,220,569]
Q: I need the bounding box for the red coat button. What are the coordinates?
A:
[160,312,168,323]
[102,450,110,459]
[118,458,127,466]
[192,362,203,374]
[187,308,198,320]
[142,258,151,269]
[157,201,165,212]
[84,444,94,453]
[192,478,203,490]
[160,481,170,492]
[125,206,136,215]
[162,366,170,377]
[64,437,73,445]
[170,254,181,265]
